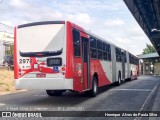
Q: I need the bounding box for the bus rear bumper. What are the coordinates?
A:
[15,78,73,90]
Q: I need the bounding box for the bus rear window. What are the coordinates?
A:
[72,29,81,57]
[18,24,65,53]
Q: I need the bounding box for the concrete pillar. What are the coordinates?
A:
[143,59,145,75]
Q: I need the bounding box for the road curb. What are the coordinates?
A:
[149,81,160,120]
[141,81,160,111]
[0,89,27,96]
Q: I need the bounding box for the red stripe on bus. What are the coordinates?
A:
[66,21,73,78]
[14,27,19,79]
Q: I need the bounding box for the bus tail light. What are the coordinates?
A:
[61,66,65,75]
[19,68,21,76]
[61,67,65,71]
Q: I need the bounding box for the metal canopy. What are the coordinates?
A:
[124,0,160,55]
[137,52,159,59]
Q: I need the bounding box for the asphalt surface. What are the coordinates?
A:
[0,75,160,120]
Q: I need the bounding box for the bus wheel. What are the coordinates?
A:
[116,74,121,86]
[46,90,63,96]
[90,76,98,97]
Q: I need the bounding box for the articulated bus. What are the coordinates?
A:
[14,21,139,97]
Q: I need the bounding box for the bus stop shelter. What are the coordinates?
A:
[138,52,160,75]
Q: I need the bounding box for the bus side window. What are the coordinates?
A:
[90,37,96,48]
[91,48,97,58]
[124,51,127,62]
[103,52,107,60]
[129,54,133,64]
[90,37,97,59]
[97,39,102,50]
[103,42,107,61]
[98,50,103,59]
[107,44,111,61]
[72,29,81,57]
[97,39,103,60]
[116,48,121,62]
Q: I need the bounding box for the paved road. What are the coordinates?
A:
[0,75,159,120]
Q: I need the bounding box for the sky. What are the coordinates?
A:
[0,0,152,55]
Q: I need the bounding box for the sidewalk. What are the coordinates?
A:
[152,89,160,111]
[149,80,160,120]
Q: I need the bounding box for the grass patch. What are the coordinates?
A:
[0,82,4,86]
[0,69,15,93]
[5,87,10,91]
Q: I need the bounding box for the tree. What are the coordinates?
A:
[5,44,14,56]
[142,43,156,54]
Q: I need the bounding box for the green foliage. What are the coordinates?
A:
[5,45,14,56]
[5,87,10,91]
[5,84,10,91]
[0,82,4,86]
[142,43,156,54]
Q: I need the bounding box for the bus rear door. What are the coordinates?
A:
[81,37,90,90]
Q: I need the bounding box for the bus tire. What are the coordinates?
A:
[46,90,63,96]
[90,76,98,97]
[116,73,121,86]
[115,72,122,86]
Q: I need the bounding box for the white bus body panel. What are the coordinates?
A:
[15,78,73,90]
[15,23,72,90]
[100,61,112,82]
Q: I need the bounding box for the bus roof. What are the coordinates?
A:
[18,21,65,28]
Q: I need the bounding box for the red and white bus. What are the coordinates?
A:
[14,21,139,97]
